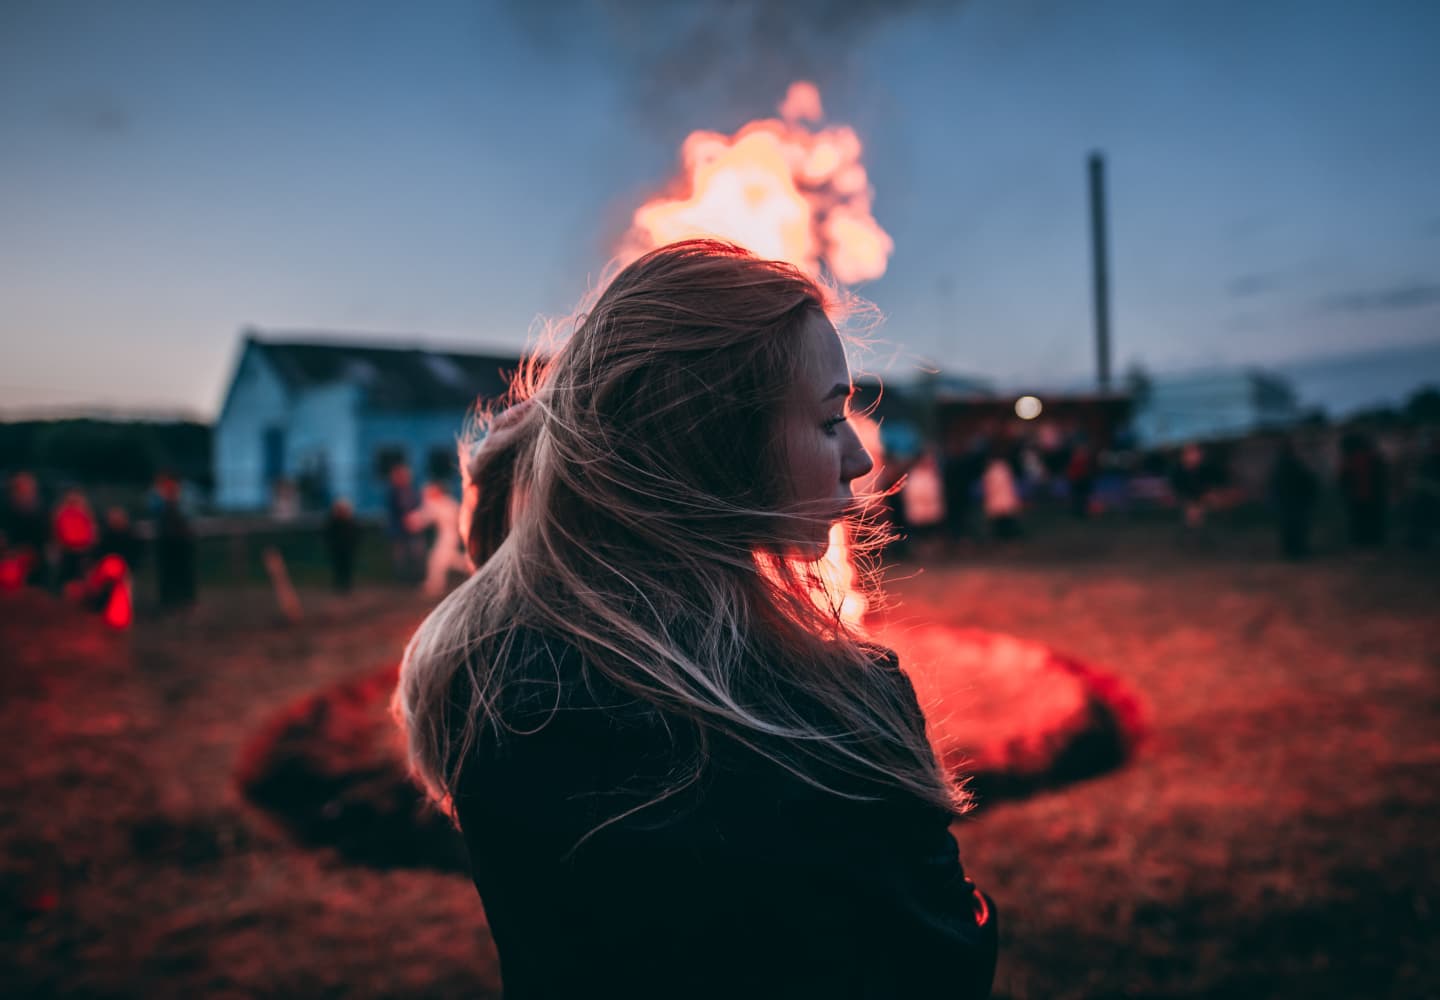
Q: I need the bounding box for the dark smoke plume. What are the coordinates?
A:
[504,0,964,127]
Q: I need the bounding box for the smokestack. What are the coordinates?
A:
[1088,152,1112,392]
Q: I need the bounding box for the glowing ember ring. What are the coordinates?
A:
[876,623,1146,800]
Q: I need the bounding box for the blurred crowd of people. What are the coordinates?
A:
[0,469,197,625]
[878,428,1160,554]
[7,425,1435,622]
[271,461,468,598]
[877,423,1440,562]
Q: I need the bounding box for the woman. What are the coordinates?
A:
[395,241,997,998]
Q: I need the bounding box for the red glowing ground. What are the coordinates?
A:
[233,625,1142,871]
[878,623,1145,799]
[4,521,1436,999]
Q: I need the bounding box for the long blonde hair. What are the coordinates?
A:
[394,240,967,829]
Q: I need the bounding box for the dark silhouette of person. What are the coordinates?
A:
[1407,434,1440,551]
[1171,443,1211,533]
[98,506,142,570]
[942,441,981,542]
[324,498,360,593]
[1065,442,1096,519]
[1,471,49,587]
[1339,433,1388,547]
[1270,440,1318,560]
[385,462,423,581]
[153,474,197,610]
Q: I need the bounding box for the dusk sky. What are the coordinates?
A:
[3,0,1438,417]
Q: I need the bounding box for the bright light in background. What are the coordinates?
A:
[1015,395,1043,420]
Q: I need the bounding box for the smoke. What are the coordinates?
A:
[503,0,964,126]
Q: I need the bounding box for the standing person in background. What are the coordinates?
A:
[941,438,980,547]
[324,498,361,593]
[384,462,423,582]
[1340,432,1389,547]
[1270,439,1319,560]
[1066,442,1096,518]
[153,473,197,611]
[1171,443,1211,539]
[98,507,142,570]
[1407,433,1440,551]
[0,471,49,588]
[52,488,99,594]
[405,479,467,597]
[983,446,1022,540]
[902,451,945,556]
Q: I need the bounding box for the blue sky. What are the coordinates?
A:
[2,0,1438,417]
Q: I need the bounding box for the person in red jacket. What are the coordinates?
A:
[394,241,997,998]
[52,487,99,594]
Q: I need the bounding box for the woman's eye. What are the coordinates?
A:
[823,415,847,435]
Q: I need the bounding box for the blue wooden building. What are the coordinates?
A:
[214,331,520,513]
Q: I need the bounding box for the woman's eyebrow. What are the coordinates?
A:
[822,383,853,402]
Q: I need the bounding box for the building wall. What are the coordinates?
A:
[355,410,469,514]
[288,383,360,508]
[214,347,290,510]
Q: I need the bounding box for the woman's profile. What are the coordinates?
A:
[394,240,997,997]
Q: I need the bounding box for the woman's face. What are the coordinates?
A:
[777,310,875,559]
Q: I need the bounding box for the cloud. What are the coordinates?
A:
[1227,273,1281,298]
[1321,280,1440,313]
[51,93,131,135]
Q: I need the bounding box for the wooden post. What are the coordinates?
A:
[261,545,303,624]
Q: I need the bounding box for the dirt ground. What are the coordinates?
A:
[2,513,1437,998]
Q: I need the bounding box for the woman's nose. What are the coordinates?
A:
[843,436,875,484]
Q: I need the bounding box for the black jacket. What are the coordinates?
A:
[453,632,998,998]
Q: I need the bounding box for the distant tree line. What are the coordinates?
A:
[0,419,212,488]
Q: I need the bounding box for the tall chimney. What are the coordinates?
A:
[1088,152,1112,392]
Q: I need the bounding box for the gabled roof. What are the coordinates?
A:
[243,331,523,410]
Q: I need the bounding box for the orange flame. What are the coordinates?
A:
[619,82,893,285]
[621,83,891,629]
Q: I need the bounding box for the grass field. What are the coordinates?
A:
[2,510,1437,998]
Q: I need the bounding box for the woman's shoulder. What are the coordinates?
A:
[462,624,651,721]
[855,641,927,724]
[452,626,698,818]
[857,640,901,673]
